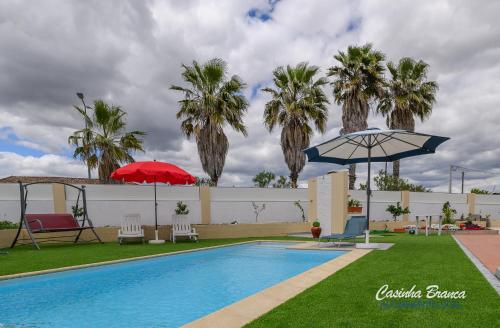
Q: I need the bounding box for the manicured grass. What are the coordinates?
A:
[248,234,500,328]
[0,236,307,276]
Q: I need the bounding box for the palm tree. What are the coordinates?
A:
[328,44,385,189]
[377,57,438,177]
[262,62,329,188]
[69,100,145,183]
[171,58,248,186]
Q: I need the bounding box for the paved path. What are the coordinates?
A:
[455,234,500,273]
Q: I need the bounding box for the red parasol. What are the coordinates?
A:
[111,161,196,243]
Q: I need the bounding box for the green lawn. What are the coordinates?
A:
[0,236,307,276]
[1,234,498,327]
[248,234,500,328]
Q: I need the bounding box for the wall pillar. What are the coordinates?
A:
[467,193,476,215]
[307,178,317,222]
[331,171,348,234]
[401,190,410,223]
[52,183,66,213]
[200,186,211,224]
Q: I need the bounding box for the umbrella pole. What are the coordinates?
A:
[149,177,165,244]
[154,179,158,235]
[365,136,372,244]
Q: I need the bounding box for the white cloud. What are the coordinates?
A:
[0,152,87,177]
[0,0,499,191]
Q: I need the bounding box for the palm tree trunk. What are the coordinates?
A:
[196,123,228,187]
[393,160,400,178]
[290,172,298,188]
[349,164,356,189]
[281,123,308,190]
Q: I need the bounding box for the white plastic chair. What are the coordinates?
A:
[171,215,198,243]
[118,214,144,244]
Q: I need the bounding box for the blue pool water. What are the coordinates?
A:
[0,242,344,327]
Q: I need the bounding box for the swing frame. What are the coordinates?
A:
[10,181,103,249]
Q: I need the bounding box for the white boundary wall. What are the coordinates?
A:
[210,187,308,224]
[0,184,307,226]
[410,192,468,219]
[347,191,472,221]
[348,190,401,221]
[66,184,201,227]
[1,182,500,226]
[0,184,53,222]
[475,195,500,219]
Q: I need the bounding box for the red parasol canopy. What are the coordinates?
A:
[110,161,196,185]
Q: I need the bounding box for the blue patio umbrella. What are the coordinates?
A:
[304,128,449,246]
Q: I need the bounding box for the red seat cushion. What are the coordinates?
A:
[25,214,80,232]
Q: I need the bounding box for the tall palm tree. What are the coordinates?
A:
[171,58,248,186]
[328,44,386,189]
[377,57,438,177]
[262,62,329,188]
[69,100,145,183]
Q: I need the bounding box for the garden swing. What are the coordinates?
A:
[10,181,102,249]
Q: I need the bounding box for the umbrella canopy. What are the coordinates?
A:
[110,161,196,184]
[110,161,196,243]
[304,128,449,165]
[304,128,449,246]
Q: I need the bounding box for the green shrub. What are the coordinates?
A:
[312,221,320,227]
[348,198,361,207]
[175,201,189,215]
[0,220,18,230]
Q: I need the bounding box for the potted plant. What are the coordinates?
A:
[311,220,321,238]
[173,201,189,219]
[347,197,362,213]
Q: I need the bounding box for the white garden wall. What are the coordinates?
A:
[0,181,499,227]
[348,190,401,221]
[475,195,500,219]
[210,187,308,224]
[410,192,468,219]
[65,184,201,227]
[0,183,53,222]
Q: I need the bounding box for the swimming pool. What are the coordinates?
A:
[0,242,345,327]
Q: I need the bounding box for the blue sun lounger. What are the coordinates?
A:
[320,215,367,246]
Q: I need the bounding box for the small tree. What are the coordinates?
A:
[386,202,410,221]
[359,170,430,192]
[273,175,291,188]
[442,201,456,224]
[252,202,266,223]
[253,171,276,188]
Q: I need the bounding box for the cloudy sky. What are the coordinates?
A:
[0,0,499,191]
